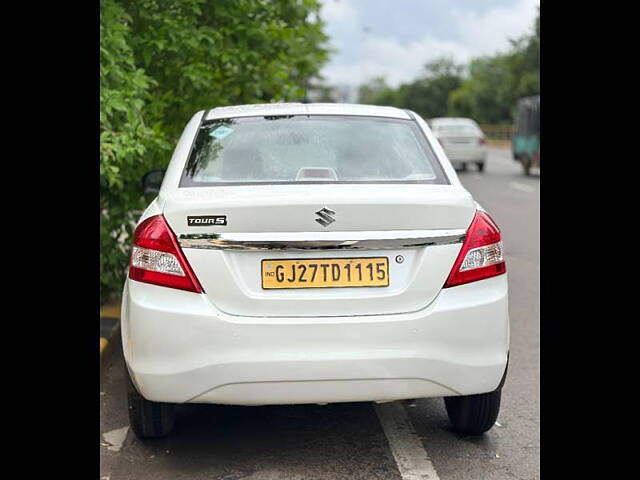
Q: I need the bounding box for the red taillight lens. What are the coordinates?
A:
[444,210,506,288]
[128,215,203,293]
[479,137,487,145]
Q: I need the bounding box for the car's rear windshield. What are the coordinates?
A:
[433,124,480,136]
[179,115,448,187]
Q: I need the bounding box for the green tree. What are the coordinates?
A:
[100,0,169,301]
[122,0,329,140]
[100,0,329,300]
[448,10,539,123]
[399,58,464,118]
[356,10,539,125]
[357,57,464,119]
[358,77,397,105]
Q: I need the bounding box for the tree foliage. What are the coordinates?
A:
[358,77,397,106]
[122,0,330,139]
[398,58,464,119]
[101,0,168,300]
[449,13,539,123]
[100,0,329,300]
[358,10,539,124]
[358,58,464,119]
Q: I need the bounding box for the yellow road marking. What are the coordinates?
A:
[100,303,121,318]
[100,302,120,357]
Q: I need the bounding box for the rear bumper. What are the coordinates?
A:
[121,274,509,405]
[445,148,487,163]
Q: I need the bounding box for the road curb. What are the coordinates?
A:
[100,302,121,366]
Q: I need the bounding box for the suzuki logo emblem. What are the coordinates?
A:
[315,207,336,227]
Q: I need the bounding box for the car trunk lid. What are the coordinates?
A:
[162,184,476,317]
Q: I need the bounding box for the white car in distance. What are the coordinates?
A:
[122,103,509,439]
[430,117,488,172]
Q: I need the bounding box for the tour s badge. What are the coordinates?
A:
[187,215,227,226]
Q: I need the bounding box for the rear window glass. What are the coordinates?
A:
[433,124,480,136]
[180,115,448,186]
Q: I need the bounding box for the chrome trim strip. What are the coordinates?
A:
[178,229,466,251]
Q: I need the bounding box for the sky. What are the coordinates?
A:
[319,0,539,88]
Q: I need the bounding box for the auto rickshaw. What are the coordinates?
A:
[512,95,540,175]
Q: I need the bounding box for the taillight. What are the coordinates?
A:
[444,210,506,288]
[479,137,487,145]
[128,215,203,293]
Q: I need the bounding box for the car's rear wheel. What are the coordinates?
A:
[476,162,485,172]
[521,155,532,176]
[126,367,175,438]
[444,389,501,436]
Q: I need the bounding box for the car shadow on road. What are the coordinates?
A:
[404,396,505,474]
[104,348,505,479]
[455,166,540,180]
[120,402,402,479]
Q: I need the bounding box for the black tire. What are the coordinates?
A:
[126,367,175,439]
[476,162,485,172]
[521,155,532,176]
[459,163,468,172]
[444,389,501,436]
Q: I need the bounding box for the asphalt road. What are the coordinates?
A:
[100,147,540,480]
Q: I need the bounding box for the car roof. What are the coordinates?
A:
[204,103,412,121]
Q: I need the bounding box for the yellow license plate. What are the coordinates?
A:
[261,257,389,289]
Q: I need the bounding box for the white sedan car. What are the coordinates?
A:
[430,117,488,172]
[122,103,509,439]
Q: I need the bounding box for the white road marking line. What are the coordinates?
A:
[509,182,536,193]
[102,426,129,452]
[375,402,440,480]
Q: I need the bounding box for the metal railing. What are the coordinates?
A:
[480,124,515,140]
